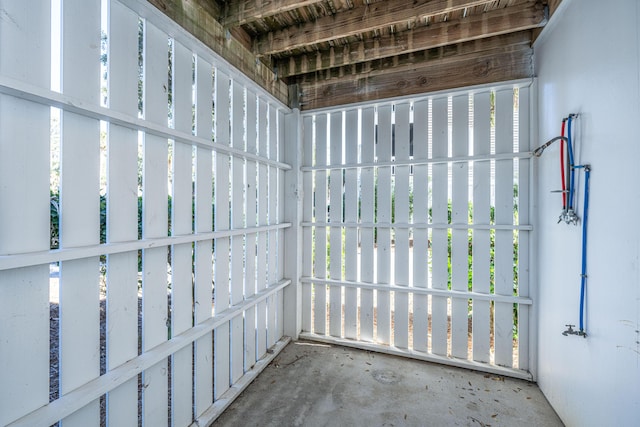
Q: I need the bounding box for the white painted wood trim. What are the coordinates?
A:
[6,279,292,427]
[301,151,533,171]
[0,224,291,271]
[299,333,533,381]
[299,278,533,305]
[0,75,291,171]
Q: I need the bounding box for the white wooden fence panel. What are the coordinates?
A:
[359,108,375,342]
[300,83,530,378]
[244,90,258,370]
[313,114,328,335]
[231,82,245,383]
[0,1,292,424]
[329,111,343,338]
[0,11,51,422]
[376,105,392,345]
[170,40,194,427]
[58,2,102,425]
[472,92,492,363]
[412,99,429,352]
[394,102,411,349]
[142,20,170,427]
[517,86,530,371]
[256,99,269,356]
[451,95,470,360]
[301,116,314,332]
[214,70,231,400]
[431,97,449,357]
[105,2,140,424]
[193,55,214,419]
[344,109,359,340]
[494,89,515,368]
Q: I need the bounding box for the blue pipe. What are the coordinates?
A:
[577,165,591,335]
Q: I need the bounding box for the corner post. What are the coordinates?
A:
[283,107,303,339]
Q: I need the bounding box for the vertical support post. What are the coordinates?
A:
[283,108,303,338]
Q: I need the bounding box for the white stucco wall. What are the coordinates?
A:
[533,0,640,425]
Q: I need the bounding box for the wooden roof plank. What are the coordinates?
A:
[147,0,288,105]
[254,0,496,56]
[222,0,327,28]
[297,44,533,110]
[277,0,544,78]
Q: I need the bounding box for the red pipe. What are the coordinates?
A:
[560,119,566,209]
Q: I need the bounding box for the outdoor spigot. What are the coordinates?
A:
[562,324,587,338]
[562,324,576,336]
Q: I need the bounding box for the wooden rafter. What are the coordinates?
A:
[297,40,533,110]
[147,0,288,105]
[277,1,545,79]
[221,0,325,28]
[254,0,495,57]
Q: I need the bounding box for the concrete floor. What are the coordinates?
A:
[213,340,563,427]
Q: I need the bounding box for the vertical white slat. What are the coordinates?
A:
[412,100,429,353]
[213,70,231,400]
[244,90,258,370]
[301,115,314,332]
[0,8,51,421]
[230,81,245,383]
[517,86,530,371]
[0,3,50,404]
[494,89,515,367]
[451,94,470,360]
[105,2,140,424]
[170,40,194,427]
[313,113,328,335]
[376,105,392,345]
[277,108,286,339]
[194,56,214,418]
[59,1,101,425]
[141,21,169,426]
[431,97,449,357]
[329,111,343,338]
[472,92,492,363]
[256,99,268,356]
[267,104,278,347]
[0,6,50,422]
[359,107,375,342]
[394,102,411,349]
[344,109,358,340]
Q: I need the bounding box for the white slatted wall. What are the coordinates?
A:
[300,84,533,379]
[0,1,290,426]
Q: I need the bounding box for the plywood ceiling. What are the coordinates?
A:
[151,0,561,109]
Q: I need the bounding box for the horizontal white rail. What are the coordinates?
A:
[299,333,533,381]
[0,223,291,271]
[7,279,291,427]
[0,75,291,171]
[302,222,532,231]
[301,277,532,305]
[301,151,531,171]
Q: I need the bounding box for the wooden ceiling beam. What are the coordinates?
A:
[276,1,545,79]
[297,44,533,110]
[254,0,495,57]
[221,0,326,28]
[294,32,533,83]
[147,0,288,105]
